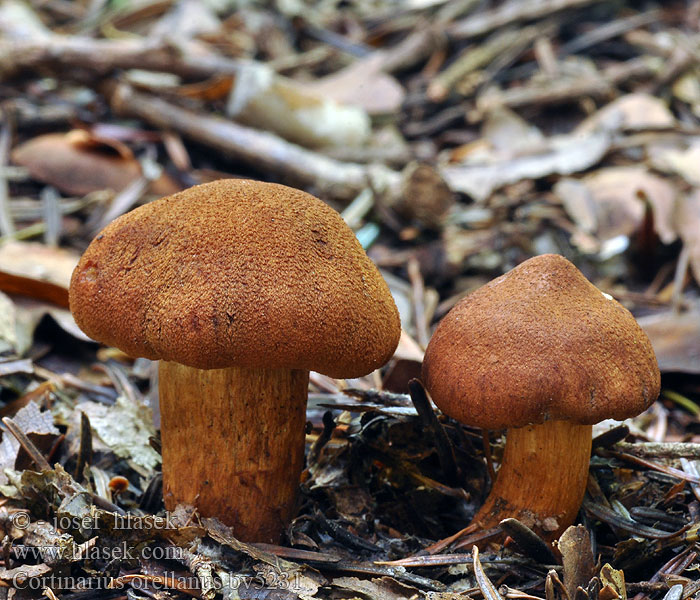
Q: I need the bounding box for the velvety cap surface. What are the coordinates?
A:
[70,179,401,377]
[422,254,660,428]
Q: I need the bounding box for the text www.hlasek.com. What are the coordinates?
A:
[12,541,183,562]
[10,542,303,592]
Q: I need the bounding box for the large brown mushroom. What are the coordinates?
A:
[70,179,401,542]
[422,254,659,540]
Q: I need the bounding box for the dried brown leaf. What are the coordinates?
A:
[0,241,80,308]
[11,130,141,196]
[148,0,221,41]
[557,525,596,600]
[442,132,609,202]
[309,53,406,116]
[0,272,69,309]
[482,106,544,154]
[638,307,700,374]
[576,93,675,134]
[676,190,700,283]
[599,564,626,600]
[648,140,700,187]
[0,291,18,353]
[0,563,51,584]
[555,167,677,248]
[77,396,160,472]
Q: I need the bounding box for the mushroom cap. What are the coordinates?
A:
[422,254,660,429]
[70,179,401,377]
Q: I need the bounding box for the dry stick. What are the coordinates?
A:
[407,257,430,348]
[630,507,686,529]
[0,35,246,79]
[91,170,150,233]
[423,523,489,554]
[427,27,530,101]
[96,361,140,406]
[650,31,700,92]
[0,14,411,202]
[631,548,698,600]
[74,411,93,482]
[377,552,498,567]
[41,186,61,247]
[474,56,660,117]
[269,46,335,74]
[448,0,602,40]
[252,543,340,563]
[681,458,700,502]
[2,415,125,515]
[481,430,497,485]
[623,27,696,94]
[559,9,661,55]
[0,10,435,100]
[625,29,677,56]
[10,196,87,222]
[478,21,555,88]
[379,25,447,74]
[0,113,15,237]
[607,450,700,483]
[435,0,483,24]
[111,84,401,203]
[672,243,691,314]
[614,441,700,460]
[4,99,79,128]
[324,559,446,590]
[370,1,475,76]
[582,500,683,539]
[2,417,52,471]
[501,10,657,86]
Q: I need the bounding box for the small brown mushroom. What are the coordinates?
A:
[70,179,401,542]
[422,254,659,540]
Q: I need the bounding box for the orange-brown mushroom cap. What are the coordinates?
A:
[69,179,401,377]
[422,254,660,429]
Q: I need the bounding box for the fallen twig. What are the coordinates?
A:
[614,441,700,459]
[0,113,15,237]
[111,84,402,202]
[473,56,661,118]
[448,0,602,40]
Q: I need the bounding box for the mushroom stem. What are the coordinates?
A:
[158,362,309,543]
[472,420,592,541]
